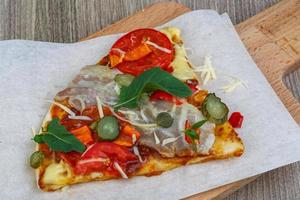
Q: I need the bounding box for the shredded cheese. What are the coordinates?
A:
[31,126,37,136]
[48,100,76,116]
[110,109,157,128]
[145,40,172,53]
[77,158,109,165]
[133,146,144,163]
[119,110,140,121]
[162,136,180,146]
[153,131,160,144]
[113,162,128,179]
[193,56,216,85]
[81,143,97,158]
[221,77,248,93]
[114,84,120,95]
[140,109,149,123]
[111,48,125,55]
[68,96,86,113]
[96,96,104,118]
[68,115,92,121]
[132,134,137,144]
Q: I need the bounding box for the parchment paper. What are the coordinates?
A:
[0,10,299,200]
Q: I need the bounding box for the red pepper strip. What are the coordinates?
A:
[123,43,152,61]
[229,112,244,128]
[164,65,174,73]
[186,79,199,93]
[113,124,141,147]
[70,126,93,145]
[150,90,182,105]
[184,120,193,144]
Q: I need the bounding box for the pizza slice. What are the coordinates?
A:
[30,27,244,191]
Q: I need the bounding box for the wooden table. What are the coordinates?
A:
[1,1,299,199]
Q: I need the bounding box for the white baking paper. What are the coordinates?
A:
[0,10,299,200]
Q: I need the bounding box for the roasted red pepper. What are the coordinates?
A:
[229,112,244,128]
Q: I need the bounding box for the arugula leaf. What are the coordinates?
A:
[191,119,207,129]
[33,118,85,153]
[185,129,198,139]
[33,134,44,144]
[113,67,192,110]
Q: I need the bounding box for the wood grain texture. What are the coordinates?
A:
[1,0,300,200]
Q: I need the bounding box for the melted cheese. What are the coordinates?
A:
[160,27,197,81]
[42,161,72,185]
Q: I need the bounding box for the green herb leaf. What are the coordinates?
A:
[185,129,198,139]
[191,119,207,129]
[33,118,85,153]
[113,67,192,110]
[33,134,45,144]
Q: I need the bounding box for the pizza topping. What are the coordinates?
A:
[150,90,182,105]
[144,40,172,54]
[193,56,216,85]
[48,100,76,117]
[155,112,174,128]
[109,28,174,76]
[110,109,157,128]
[162,136,181,146]
[123,42,152,61]
[96,96,104,119]
[187,90,208,108]
[133,146,143,163]
[33,118,86,153]
[201,93,229,125]
[229,112,244,128]
[30,151,45,169]
[184,120,207,150]
[114,67,192,110]
[221,76,248,93]
[114,74,135,87]
[68,115,93,121]
[97,116,120,141]
[153,131,160,144]
[113,124,141,147]
[70,126,93,145]
[113,162,128,179]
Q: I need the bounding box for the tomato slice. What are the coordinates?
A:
[109,28,174,76]
[74,142,138,175]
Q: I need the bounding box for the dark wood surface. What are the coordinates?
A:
[1,0,299,199]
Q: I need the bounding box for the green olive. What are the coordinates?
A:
[30,151,45,169]
[97,116,120,140]
[156,112,174,128]
[114,74,135,87]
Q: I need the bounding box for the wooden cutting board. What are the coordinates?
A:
[82,0,300,199]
